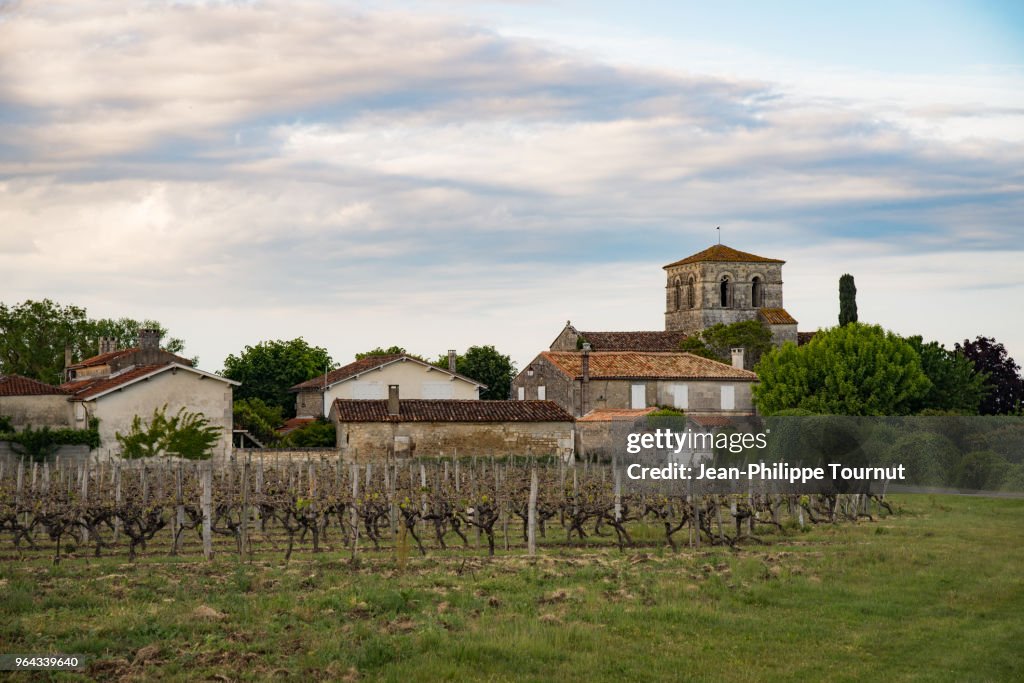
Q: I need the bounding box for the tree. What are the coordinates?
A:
[221,338,335,417]
[679,320,773,369]
[0,299,187,383]
[839,274,858,326]
[355,346,427,362]
[436,346,516,400]
[753,323,930,416]
[903,336,987,414]
[279,418,336,447]
[115,406,221,460]
[232,397,284,446]
[955,336,1023,415]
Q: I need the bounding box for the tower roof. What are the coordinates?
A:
[663,244,784,269]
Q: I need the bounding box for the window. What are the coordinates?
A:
[687,276,696,308]
[752,276,763,308]
[537,385,546,400]
[671,383,688,409]
[673,278,682,311]
[517,387,525,400]
[720,276,731,308]
[631,384,646,409]
[721,385,735,410]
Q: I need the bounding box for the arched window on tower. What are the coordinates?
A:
[673,278,682,311]
[751,276,763,308]
[687,276,696,308]
[720,276,731,308]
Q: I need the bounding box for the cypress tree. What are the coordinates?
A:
[839,274,858,326]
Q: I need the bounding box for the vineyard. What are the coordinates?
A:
[0,454,895,564]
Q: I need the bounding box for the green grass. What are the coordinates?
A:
[0,495,1022,682]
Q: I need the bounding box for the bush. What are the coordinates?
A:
[279,418,336,447]
[0,420,102,462]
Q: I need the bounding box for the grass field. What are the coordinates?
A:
[1,495,1022,682]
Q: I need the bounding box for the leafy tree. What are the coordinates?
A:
[115,406,220,460]
[355,346,427,362]
[679,320,773,369]
[955,336,1023,415]
[753,323,930,416]
[435,346,516,400]
[232,397,284,446]
[0,299,187,383]
[904,336,987,414]
[954,450,1010,490]
[222,338,335,417]
[839,273,858,326]
[279,418,336,447]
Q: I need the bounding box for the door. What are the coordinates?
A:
[631,384,646,409]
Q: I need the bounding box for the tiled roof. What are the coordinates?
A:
[332,399,574,423]
[0,375,70,397]
[797,331,817,346]
[664,244,784,269]
[291,354,485,391]
[277,417,316,434]
[758,308,798,325]
[577,408,656,422]
[577,331,688,352]
[68,347,194,369]
[61,365,167,400]
[542,351,757,381]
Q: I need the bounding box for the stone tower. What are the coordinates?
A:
[664,244,797,345]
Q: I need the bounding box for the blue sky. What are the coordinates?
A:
[1,0,1022,372]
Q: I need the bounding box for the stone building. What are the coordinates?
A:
[663,244,798,346]
[330,386,575,461]
[512,348,757,418]
[549,324,689,352]
[60,330,238,458]
[290,353,484,418]
[0,375,74,430]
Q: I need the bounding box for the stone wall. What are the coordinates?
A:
[0,395,74,430]
[336,421,574,462]
[295,390,323,418]
[0,442,91,464]
[664,261,785,335]
[512,355,576,413]
[231,447,342,462]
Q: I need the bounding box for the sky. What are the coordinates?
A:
[1,0,1022,373]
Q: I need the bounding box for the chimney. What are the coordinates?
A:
[387,384,400,416]
[138,328,159,351]
[64,345,73,368]
[580,342,591,415]
[447,349,457,373]
[731,347,745,370]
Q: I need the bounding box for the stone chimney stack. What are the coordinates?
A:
[64,345,73,368]
[731,347,745,370]
[447,349,457,373]
[138,328,160,351]
[97,337,116,355]
[387,384,400,416]
[580,342,591,416]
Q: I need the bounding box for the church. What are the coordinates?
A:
[662,244,798,346]
[512,243,808,420]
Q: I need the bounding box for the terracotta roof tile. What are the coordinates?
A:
[542,351,757,381]
[68,347,194,369]
[757,308,798,325]
[577,408,656,422]
[0,375,70,396]
[664,244,784,269]
[277,417,316,434]
[61,365,167,400]
[577,331,688,352]
[332,399,573,423]
[797,331,817,346]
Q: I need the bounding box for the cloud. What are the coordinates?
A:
[0,0,1022,369]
